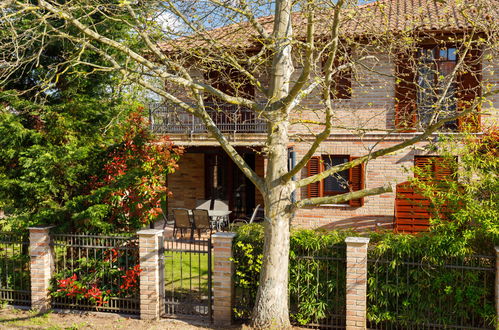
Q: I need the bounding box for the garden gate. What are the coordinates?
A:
[162,237,213,321]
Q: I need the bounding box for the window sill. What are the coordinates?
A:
[318,204,353,208]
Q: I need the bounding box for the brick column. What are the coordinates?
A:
[345,237,370,330]
[138,229,164,320]
[212,232,236,326]
[29,226,54,311]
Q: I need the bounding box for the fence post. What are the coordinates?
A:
[137,229,164,320]
[212,232,236,326]
[345,237,370,330]
[29,226,54,311]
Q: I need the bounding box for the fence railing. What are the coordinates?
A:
[367,250,496,329]
[233,243,347,329]
[50,233,140,314]
[163,237,212,320]
[290,244,347,329]
[149,102,267,134]
[0,232,30,306]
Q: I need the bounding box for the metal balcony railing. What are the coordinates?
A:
[149,102,267,134]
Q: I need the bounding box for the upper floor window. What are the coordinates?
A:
[394,44,481,132]
[417,47,458,130]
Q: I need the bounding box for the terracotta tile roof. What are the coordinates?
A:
[160,0,497,51]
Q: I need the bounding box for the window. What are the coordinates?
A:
[414,156,457,182]
[394,45,481,132]
[323,51,352,100]
[417,47,458,130]
[307,155,364,207]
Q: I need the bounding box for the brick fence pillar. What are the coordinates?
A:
[29,226,54,311]
[345,237,370,330]
[495,247,499,328]
[137,229,164,320]
[212,232,236,326]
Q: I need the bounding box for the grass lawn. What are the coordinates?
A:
[164,251,211,294]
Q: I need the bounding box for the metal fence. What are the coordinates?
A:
[289,244,347,329]
[149,102,267,134]
[0,232,30,306]
[367,250,496,329]
[233,243,347,329]
[163,237,212,320]
[50,233,140,314]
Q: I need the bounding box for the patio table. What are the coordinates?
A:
[188,210,232,231]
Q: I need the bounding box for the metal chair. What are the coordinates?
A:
[192,209,212,238]
[172,208,193,239]
[230,204,261,230]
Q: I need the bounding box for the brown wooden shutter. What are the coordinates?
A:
[307,156,323,198]
[414,156,434,180]
[457,47,482,132]
[434,157,456,182]
[395,52,417,132]
[349,156,364,207]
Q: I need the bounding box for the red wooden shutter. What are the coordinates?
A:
[307,156,323,198]
[434,157,456,182]
[457,47,482,132]
[349,156,364,207]
[395,52,417,132]
[414,156,434,180]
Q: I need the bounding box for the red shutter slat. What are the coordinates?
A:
[307,156,323,198]
[457,47,482,132]
[395,52,417,131]
[349,156,364,207]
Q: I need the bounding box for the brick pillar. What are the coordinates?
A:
[495,247,499,328]
[212,232,236,326]
[29,226,54,311]
[345,237,370,330]
[138,229,164,320]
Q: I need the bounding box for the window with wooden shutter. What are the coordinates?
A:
[457,47,482,132]
[307,156,323,198]
[414,156,456,182]
[349,156,365,207]
[306,155,365,207]
[395,52,417,131]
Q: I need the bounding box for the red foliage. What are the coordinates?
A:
[120,264,142,291]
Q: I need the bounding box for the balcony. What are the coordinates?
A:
[149,102,267,134]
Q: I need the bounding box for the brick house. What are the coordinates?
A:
[150,0,498,232]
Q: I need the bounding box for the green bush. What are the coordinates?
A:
[232,225,496,327]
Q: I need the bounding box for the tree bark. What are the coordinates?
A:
[251,118,294,328]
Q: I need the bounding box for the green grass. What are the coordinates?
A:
[164,251,211,294]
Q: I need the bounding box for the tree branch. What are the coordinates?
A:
[294,184,392,208]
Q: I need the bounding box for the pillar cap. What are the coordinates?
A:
[28,226,55,231]
[137,229,163,236]
[212,232,237,239]
[345,236,370,244]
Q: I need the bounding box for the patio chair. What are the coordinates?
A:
[172,208,193,239]
[192,209,212,238]
[195,199,211,210]
[230,204,261,230]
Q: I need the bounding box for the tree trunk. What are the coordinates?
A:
[251,117,293,328]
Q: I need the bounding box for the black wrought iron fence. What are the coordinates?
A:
[149,102,267,134]
[289,244,347,329]
[163,237,212,320]
[367,250,496,329]
[50,233,140,314]
[0,231,30,306]
[233,243,347,329]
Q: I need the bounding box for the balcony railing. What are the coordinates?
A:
[149,102,267,134]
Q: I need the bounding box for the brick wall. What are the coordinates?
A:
[168,153,205,211]
[164,52,498,231]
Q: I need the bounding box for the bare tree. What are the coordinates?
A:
[1,0,497,327]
